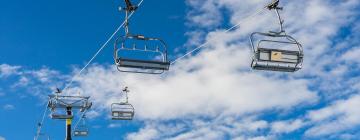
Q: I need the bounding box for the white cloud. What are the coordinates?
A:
[85,110,101,119]
[0,64,21,77]
[271,119,305,134]
[305,94,360,137]
[0,136,5,140]
[29,67,62,83]
[127,126,159,140]
[11,76,30,88]
[248,136,275,140]
[167,128,225,140]
[342,47,360,64]
[186,0,223,29]
[8,66,69,99]
[126,117,271,140]
[108,123,122,128]
[70,63,316,121]
[3,104,15,110]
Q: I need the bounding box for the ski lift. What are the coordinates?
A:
[114,0,170,74]
[250,0,303,72]
[111,103,135,120]
[111,87,135,120]
[47,89,92,120]
[73,115,89,137]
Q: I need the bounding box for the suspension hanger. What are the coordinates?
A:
[114,0,171,74]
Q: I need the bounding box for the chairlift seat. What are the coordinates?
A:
[111,103,134,120]
[252,48,302,72]
[117,58,170,70]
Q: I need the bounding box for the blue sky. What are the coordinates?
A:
[1,0,360,140]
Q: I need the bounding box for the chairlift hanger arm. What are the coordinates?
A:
[267,0,280,10]
[266,0,285,34]
[124,0,138,11]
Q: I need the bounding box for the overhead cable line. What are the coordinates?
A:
[34,102,50,140]
[62,0,145,94]
[170,7,267,65]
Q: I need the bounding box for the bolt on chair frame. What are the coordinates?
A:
[249,0,303,72]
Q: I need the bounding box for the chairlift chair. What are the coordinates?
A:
[73,116,89,137]
[111,87,135,120]
[114,0,170,74]
[47,94,92,120]
[114,35,171,74]
[111,103,135,120]
[250,0,303,72]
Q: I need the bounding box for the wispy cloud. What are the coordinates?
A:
[305,94,360,137]
[108,123,122,128]
[271,119,305,134]
[0,64,21,78]
[3,104,15,110]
